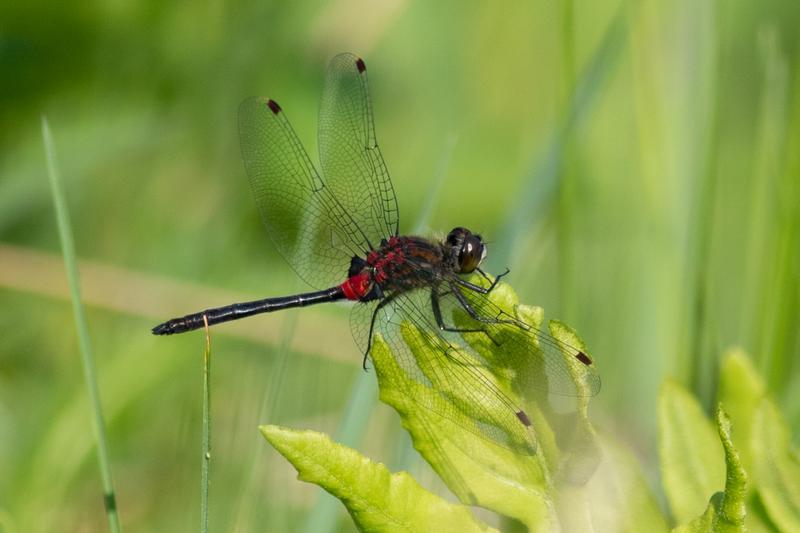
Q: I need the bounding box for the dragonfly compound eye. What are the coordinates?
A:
[458,235,485,273]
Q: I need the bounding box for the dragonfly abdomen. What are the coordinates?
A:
[152,286,346,335]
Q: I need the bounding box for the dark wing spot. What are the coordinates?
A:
[576,351,593,366]
[356,58,366,73]
[515,410,532,427]
[267,99,281,114]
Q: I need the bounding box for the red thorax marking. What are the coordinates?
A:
[341,272,372,300]
[370,241,407,285]
[346,238,414,298]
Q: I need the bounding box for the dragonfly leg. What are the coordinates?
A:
[431,290,485,334]
[449,281,517,327]
[479,267,509,289]
[363,293,398,370]
[456,267,510,294]
[431,289,499,345]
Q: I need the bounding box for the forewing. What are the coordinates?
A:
[319,53,399,248]
[238,97,370,289]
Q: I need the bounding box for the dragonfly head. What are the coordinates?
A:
[445,227,487,274]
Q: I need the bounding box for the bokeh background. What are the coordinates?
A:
[2,0,798,531]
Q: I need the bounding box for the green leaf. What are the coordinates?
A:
[751,398,800,531]
[659,380,725,524]
[370,279,601,531]
[371,333,555,531]
[673,407,747,533]
[259,425,495,533]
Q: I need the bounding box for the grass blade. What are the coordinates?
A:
[200,317,212,533]
[42,116,122,533]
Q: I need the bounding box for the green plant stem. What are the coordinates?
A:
[42,116,122,533]
[201,318,212,533]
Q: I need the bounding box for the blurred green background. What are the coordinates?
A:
[2,0,798,531]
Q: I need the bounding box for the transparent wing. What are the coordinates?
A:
[351,267,600,454]
[238,97,372,289]
[362,289,539,455]
[319,53,399,249]
[436,276,602,400]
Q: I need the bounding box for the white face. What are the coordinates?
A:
[480,244,488,263]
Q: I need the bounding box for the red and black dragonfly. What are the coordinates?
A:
[153,53,600,454]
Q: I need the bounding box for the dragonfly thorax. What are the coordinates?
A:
[339,229,487,303]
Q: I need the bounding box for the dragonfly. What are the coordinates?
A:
[153,53,600,454]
